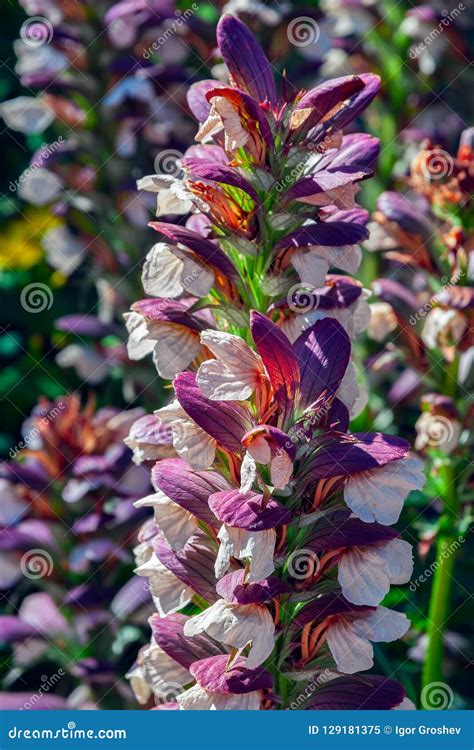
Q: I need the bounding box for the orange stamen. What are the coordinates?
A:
[308,622,328,659]
[300,622,312,663]
[275,525,287,553]
[273,599,281,626]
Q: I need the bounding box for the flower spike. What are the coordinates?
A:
[125,15,422,711]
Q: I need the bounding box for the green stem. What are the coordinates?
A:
[421,463,459,699]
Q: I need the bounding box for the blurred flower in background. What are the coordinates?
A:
[0,395,155,709]
[365,129,473,706]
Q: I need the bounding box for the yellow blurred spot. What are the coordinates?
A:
[51,271,67,287]
[0,209,61,271]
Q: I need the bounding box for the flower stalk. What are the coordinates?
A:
[123,15,424,711]
[422,463,459,694]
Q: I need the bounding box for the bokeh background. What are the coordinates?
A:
[0,0,472,711]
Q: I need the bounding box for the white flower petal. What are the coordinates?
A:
[318,308,354,338]
[18,168,62,205]
[214,526,234,579]
[200,330,262,372]
[196,108,224,144]
[1,96,54,134]
[281,298,369,344]
[0,552,22,588]
[177,684,260,710]
[291,250,329,288]
[344,456,425,525]
[338,539,413,607]
[198,97,248,152]
[304,183,359,210]
[197,360,255,401]
[351,293,371,336]
[197,331,263,400]
[124,312,155,360]
[126,664,152,705]
[134,553,193,616]
[133,539,153,568]
[42,226,85,275]
[239,452,257,493]
[142,243,184,298]
[15,42,67,78]
[280,313,313,344]
[335,359,356,406]
[156,181,193,216]
[154,402,216,469]
[270,450,293,489]
[367,301,398,342]
[352,605,410,643]
[338,547,390,606]
[141,640,190,698]
[421,308,466,350]
[56,345,109,384]
[171,418,216,469]
[215,526,276,582]
[395,697,416,710]
[177,683,212,710]
[312,244,362,275]
[377,539,414,585]
[137,174,171,192]
[246,436,272,464]
[184,600,274,667]
[124,431,174,466]
[151,323,201,379]
[154,400,186,423]
[326,618,374,674]
[134,492,198,550]
[176,250,214,297]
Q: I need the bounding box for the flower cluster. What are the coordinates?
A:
[124,15,424,710]
[366,130,473,693]
[323,1,470,79]
[1,1,340,394]
[319,0,472,189]
[0,0,206,391]
[2,0,198,274]
[367,130,473,455]
[0,396,152,709]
